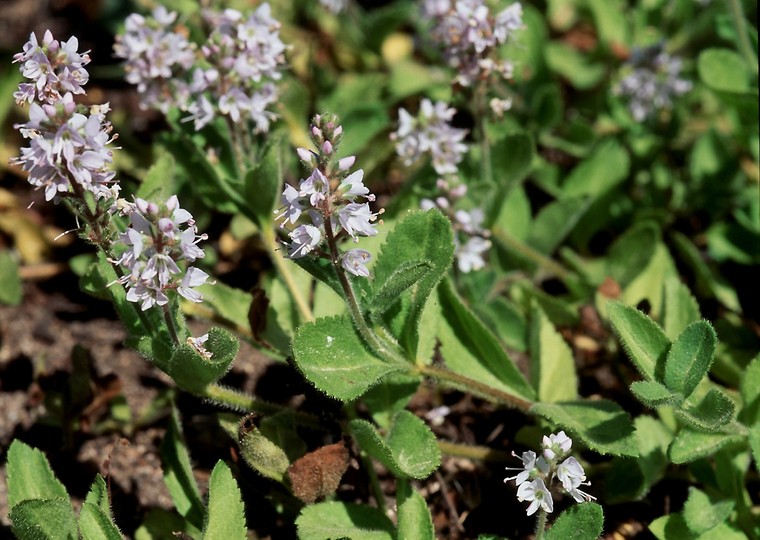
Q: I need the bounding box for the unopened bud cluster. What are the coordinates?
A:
[114,3,286,132]
[276,114,379,278]
[422,0,523,87]
[505,431,595,516]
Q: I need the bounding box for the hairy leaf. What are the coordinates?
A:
[608,302,670,381]
[630,381,682,408]
[662,278,701,341]
[397,481,435,540]
[668,429,744,464]
[6,440,69,507]
[79,502,122,540]
[664,321,717,399]
[9,499,77,540]
[202,461,247,540]
[296,502,394,540]
[529,303,577,402]
[544,503,604,540]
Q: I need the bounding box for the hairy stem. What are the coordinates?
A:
[491,228,573,281]
[475,83,493,186]
[203,383,325,430]
[535,508,548,540]
[415,364,533,412]
[162,304,181,346]
[437,440,511,462]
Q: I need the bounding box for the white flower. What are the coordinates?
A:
[456,236,491,273]
[557,457,596,503]
[338,203,378,241]
[516,478,554,516]
[542,431,572,461]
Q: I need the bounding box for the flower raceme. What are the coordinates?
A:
[505,431,595,516]
[113,196,210,311]
[275,114,379,278]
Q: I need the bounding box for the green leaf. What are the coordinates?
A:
[202,461,247,540]
[607,302,671,381]
[243,133,283,227]
[490,131,535,190]
[372,210,454,356]
[135,508,194,540]
[84,475,111,517]
[676,387,735,431]
[369,260,432,319]
[137,151,176,202]
[740,355,760,425]
[668,429,744,464]
[664,321,717,399]
[662,278,701,341]
[6,440,69,507]
[605,221,659,288]
[561,140,630,200]
[160,408,204,531]
[529,303,577,402]
[438,279,535,401]
[698,48,752,94]
[339,104,390,157]
[682,487,734,535]
[168,327,239,393]
[292,315,405,401]
[397,481,435,540]
[362,374,421,429]
[0,250,22,305]
[630,381,682,408]
[544,503,604,540]
[296,502,395,540]
[586,0,629,48]
[350,411,441,479]
[545,42,605,89]
[531,400,638,456]
[79,502,122,540]
[10,498,77,540]
[650,515,747,540]
[749,423,760,468]
[526,197,590,254]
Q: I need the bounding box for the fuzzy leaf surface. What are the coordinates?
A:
[531,400,638,456]
[372,210,454,356]
[79,502,122,540]
[296,502,395,540]
[397,481,435,540]
[544,503,604,540]
[6,440,69,507]
[84,475,111,518]
[630,381,682,408]
[663,321,717,399]
[676,387,735,431]
[201,461,247,540]
[9,499,77,540]
[530,303,577,402]
[662,278,701,340]
[168,327,239,394]
[682,487,734,535]
[293,315,405,401]
[608,302,670,381]
[668,429,745,464]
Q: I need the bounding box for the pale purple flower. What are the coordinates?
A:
[341,249,372,277]
[338,203,379,241]
[114,196,209,310]
[288,224,322,258]
[456,236,491,273]
[339,169,375,201]
[275,184,305,225]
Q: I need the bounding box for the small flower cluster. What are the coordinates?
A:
[13,30,90,105]
[391,99,467,177]
[114,196,210,310]
[114,3,286,132]
[615,45,692,121]
[391,100,490,273]
[113,6,196,114]
[422,0,523,87]
[12,31,210,311]
[11,32,118,203]
[276,114,379,278]
[505,431,595,516]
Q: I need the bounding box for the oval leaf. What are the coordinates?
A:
[664,321,717,399]
[608,302,670,381]
[202,461,247,540]
[6,440,69,507]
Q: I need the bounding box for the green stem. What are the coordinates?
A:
[415,364,533,412]
[262,229,315,322]
[491,228,573,281]
[728,0,759,75]
[437,440,511,462]
[346,405,387,514]
[202,383,325,430]
[475,84,493,186]
[535,508,548,540]
[162,304,181,346]
[322,220,394,359]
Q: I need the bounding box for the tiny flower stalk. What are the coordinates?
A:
[276,114,394,357]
